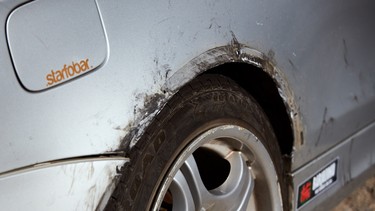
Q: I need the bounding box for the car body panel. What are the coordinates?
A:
[292,121,375,210]
[0,158,127,211]
[0,0,374,210]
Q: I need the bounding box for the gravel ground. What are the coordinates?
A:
[332,175,375,211]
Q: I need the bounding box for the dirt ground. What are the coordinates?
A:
[332,175,375,211]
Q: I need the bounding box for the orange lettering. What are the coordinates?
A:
[45,58,91,87]
[46,72,54,86]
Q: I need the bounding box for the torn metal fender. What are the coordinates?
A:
[166,44,304,150]
[121,42,303,159]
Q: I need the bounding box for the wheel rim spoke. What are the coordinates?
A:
[176,151,254,210]
[180,155,213,210]
[155,125,282,211]
[209,151,254,210]
[169,170,196,211]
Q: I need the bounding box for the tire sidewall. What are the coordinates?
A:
[108,75,285,211]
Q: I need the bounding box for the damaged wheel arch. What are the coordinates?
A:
[121,45,301,157]
[113,44,301,210]
[165,45,300,158]
[169,45,303,156]
[107,74,289,210]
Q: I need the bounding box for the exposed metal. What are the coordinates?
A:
[121,43,303,157]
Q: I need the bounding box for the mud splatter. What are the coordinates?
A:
[119,92,169,151]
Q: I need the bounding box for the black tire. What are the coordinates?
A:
[105,74,287,211]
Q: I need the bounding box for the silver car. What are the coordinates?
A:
[1,0,374,210]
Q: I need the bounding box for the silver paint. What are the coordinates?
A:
[0,0,374,210]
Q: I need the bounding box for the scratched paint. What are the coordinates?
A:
[0,159,127,211]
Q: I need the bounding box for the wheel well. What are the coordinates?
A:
[203,62,294,155]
